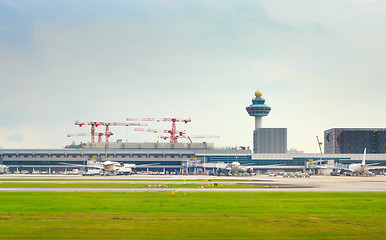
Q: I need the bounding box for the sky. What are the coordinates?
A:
[0,0,385,152]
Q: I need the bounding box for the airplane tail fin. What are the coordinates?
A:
[362,148,367,166]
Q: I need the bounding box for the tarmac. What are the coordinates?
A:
[0,174,385,192]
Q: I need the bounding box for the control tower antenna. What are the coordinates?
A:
[246,90,271,129]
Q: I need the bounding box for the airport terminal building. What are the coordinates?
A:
[1,141,386,174]
[0,142,250,174]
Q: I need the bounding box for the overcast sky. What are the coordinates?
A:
[0,0,385,152]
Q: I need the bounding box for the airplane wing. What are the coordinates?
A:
[131,163,162,168]
[366,166,386,170]
[366,163,380,166]
[247,164,287,169]
[59,162,104,169]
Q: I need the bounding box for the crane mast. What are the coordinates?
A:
[128,117,218,143]
[74,121,147,143]
[316,136,323,154]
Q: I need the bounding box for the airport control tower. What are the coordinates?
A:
[246,90,271,128]
[246,90,287,154]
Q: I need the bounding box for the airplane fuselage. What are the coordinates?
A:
[348,164,366,174]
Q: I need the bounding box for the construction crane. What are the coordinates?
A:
[102,122,148,143]
[127,118,191,143]
[74,121,147,143]
[134,127,186,143]
[157,134,219,142]
[129,118,219,143]
[67,132,113,143]
[74,121,104,143]
[316,136,323,154]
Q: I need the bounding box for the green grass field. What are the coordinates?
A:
[0,183,267,188]
[0,192,384,239]
[0,178,250,182]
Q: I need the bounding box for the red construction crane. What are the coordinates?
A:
[67,132,113,143]
[134,127,187,143]
[127,118,191,143]
[128,118,218,143]
[157,135,219,142]
[74,121,105,142]
[74,121,147,143]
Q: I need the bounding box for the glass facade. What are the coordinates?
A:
[325,128,386,154]
[246,97,271,117]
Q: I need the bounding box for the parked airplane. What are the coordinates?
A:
[347,148,367,173]
[90,161,162,175]
[229,162,254,174]
[215,162,290,176]
[216,162,253,176]
[64,160,159,175]
[334,148,384,176]
[0,164,8,174]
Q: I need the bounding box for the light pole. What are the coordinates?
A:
[203,142,207,174]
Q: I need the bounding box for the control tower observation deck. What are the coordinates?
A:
[246,90,287,154]
[246,90,271,129]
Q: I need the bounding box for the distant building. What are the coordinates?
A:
[253,128,287,153]
[287,148,304,154]
[246,90,287,153]
[324,128,386,154]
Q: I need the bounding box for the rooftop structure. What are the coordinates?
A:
[83,142,214,150]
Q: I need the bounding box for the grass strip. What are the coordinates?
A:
[0,192,384,239]
[0,183,267,188]
[0,178,252,182]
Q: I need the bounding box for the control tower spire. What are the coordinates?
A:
[246,90,271,129]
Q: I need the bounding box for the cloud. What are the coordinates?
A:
[0,1,385,152]
[6,133,24,141]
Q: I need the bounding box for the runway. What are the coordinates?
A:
[0,175,385,192]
